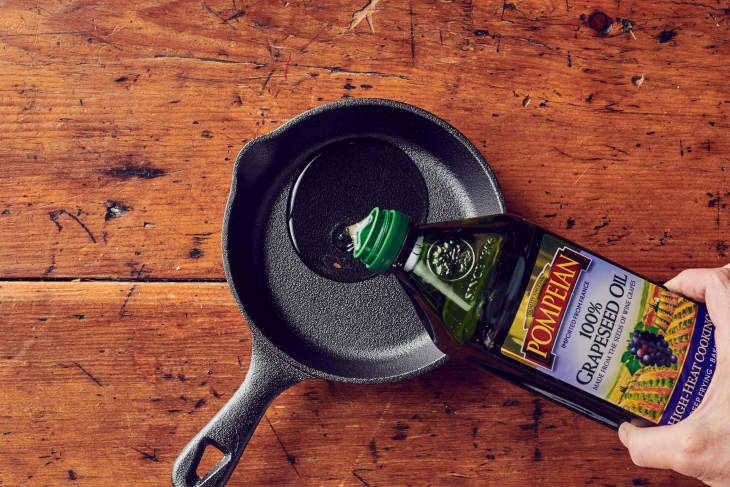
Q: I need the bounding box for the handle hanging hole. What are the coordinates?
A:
[196,441,228,480]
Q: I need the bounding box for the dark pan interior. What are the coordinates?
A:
[223,99,504,382]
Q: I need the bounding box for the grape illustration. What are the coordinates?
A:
[628,330,676,367]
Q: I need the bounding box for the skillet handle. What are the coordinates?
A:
[171,338,307,487]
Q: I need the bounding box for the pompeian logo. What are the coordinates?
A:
[522,247,591,369]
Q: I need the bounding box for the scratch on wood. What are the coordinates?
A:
[369,439,379,463]
[119,285,137,317]
[265,415,300,478]
[553,147,602,162]
[0,30,88,39]
[295,64,408,79]
[593,219,611,231]
[202,2,237,30]
[348,394,395,469]
[102,164,165,180]
[140,55,265,68]
[131,447,159,462]
[574,166,591,184]
[44,254,56,276]
[348,0,382,33]
[118,264,146,316]
[666,1,722,11]
[409,5,416,61]
[501,1,516,20]
[605,145,628,154]
[506,35,553,50]
[49,210,96,243]
[129,263,148,280]
[284,52,292,81]
[224,7,246,23]
[352,469,372,486]
[73,362,103,387]
[261,69,274,93]
[298,22,330,53]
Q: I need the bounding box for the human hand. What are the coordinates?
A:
[618,264,730,486]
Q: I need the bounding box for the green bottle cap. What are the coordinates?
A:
[348,207,410,274]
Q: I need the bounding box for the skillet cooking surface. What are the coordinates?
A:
[224,99,505,381]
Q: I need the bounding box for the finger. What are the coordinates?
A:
[618,422,686,470]
[664,264,730,302]
[664,265,730,331]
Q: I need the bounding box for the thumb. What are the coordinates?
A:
[664,264,730,304]
[618,422,686,470]
[664,264,730,344]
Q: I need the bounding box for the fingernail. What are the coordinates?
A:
[618,422,629,446]
[664,276,677,290]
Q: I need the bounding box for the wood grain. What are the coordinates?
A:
[1,0,728,485]
[0,0,727,280]
[0,282,701,486]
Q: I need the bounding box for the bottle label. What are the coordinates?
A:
[501,233,716,424]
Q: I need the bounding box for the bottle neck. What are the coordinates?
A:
[401,235,423,273]
[349,208,411,274]
[390,230,421,274]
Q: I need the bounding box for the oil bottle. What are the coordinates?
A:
[348,208,717,428]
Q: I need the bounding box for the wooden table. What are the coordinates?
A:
[1,0,727,485]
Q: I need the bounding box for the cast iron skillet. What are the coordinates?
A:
[172,98,505,486]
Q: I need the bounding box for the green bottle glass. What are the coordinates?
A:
[349,208,717,428]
